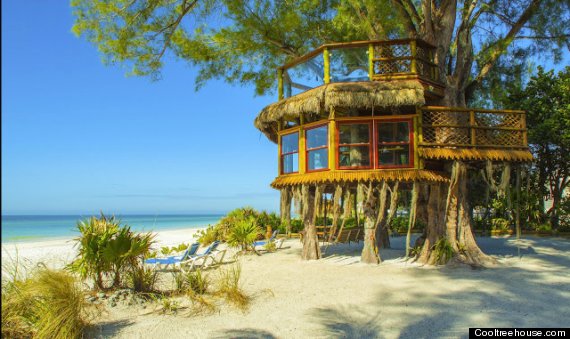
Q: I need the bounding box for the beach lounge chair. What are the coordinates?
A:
[181,240,226,272]
[145,242,200,270]
[253,230,284,254]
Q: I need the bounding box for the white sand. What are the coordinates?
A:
[3,231,570,338]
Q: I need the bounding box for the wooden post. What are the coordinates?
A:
[410,40,417,74]
[368,44,374,80]
[470,110,476,147]
[278,68,284,100]
[299,115,306,174]
[413,115,420,169]
[416,107,424,168]
[277,132,282,176]
[329,117,337,170]
[323,48,330,84]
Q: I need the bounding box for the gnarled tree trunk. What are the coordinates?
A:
[418,161,497,266]
[301,184,321,260]
[361,183,380,264]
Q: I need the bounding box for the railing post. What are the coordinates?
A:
[278,68,284,100]
[521,112,528,146]
[410,40,417,74]
[323,48,330,84]
[368,44,374,80]
[470,110,476,147]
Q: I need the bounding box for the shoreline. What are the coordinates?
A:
[1,226,208,272]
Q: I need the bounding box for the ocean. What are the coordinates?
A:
[1,214,224,243]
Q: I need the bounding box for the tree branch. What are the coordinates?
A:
[154,0,198,62]
[390,0,418,36]
[468,0,542,91]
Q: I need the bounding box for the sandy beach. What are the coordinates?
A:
[3,229,569,338]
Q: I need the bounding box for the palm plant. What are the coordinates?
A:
[226,218,261,253]
[68,213,155,290]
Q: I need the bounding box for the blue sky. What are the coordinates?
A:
[2,2,568,216]
[2,1,278,215]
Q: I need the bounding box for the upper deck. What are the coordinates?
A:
[278,39,445,100]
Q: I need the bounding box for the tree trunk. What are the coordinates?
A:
[280,187,292,235]
[301,184,321,260]
[406,181,419,257]
[361,183,380,264]
[374,181,388,248]
[418,161,497,266]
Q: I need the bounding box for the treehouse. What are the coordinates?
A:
[253,39,533,263]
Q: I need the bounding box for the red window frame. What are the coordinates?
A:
[336,121,374,170]
[375,119,414,169]
[280,131,299,175]
[305,123,329,173]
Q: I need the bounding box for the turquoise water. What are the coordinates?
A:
[1,214,223,243]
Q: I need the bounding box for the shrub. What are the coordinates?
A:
[491,218,511,231]
[195,225,219,245]
[127,264,158,293]
[68,213,155,290]
[226,218,261,252]
[2,266,97,339]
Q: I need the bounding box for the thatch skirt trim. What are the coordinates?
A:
[418,148,534,162]
[270,169,448,188]
[254,81,425,142]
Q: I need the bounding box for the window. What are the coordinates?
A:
[338,123,372,168]
[306,125,328,171]
[281,132,299,174]
[376,121,412,167]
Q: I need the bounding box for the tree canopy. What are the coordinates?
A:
[505,67,570,229]
[72,0,569,101]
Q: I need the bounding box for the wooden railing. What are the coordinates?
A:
[278,39,441,99]
[419,107,528,149]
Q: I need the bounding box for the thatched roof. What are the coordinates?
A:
[418,148,534,162]
[255,81,426,143]
[271,169,448,188]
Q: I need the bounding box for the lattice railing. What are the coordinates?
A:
[277,39,443,99]
[420,107,528,149]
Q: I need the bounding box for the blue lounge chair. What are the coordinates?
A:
[253,230,284,253]
[145,242,200,270]
[181,240,226,271]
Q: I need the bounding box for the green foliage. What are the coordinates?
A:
[68,213,155,290]
[2,266,96,339]
[288,219,305,233]
[432,238,454,265]
[127,264,158,293]
[491,218,511,232]
[71,0,569,101]
[195,224,219,245]
[505,67,570,230]
[173,269,210,296]
[160,298,180,315]
[226,218,262,252]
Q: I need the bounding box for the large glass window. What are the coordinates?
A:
[306,125,328,171]
[281,132,299,174]
[338,123,372,168]
[377,121,412,167]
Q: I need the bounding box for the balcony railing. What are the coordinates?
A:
[420,107,528,149]
[278,39,441,99]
